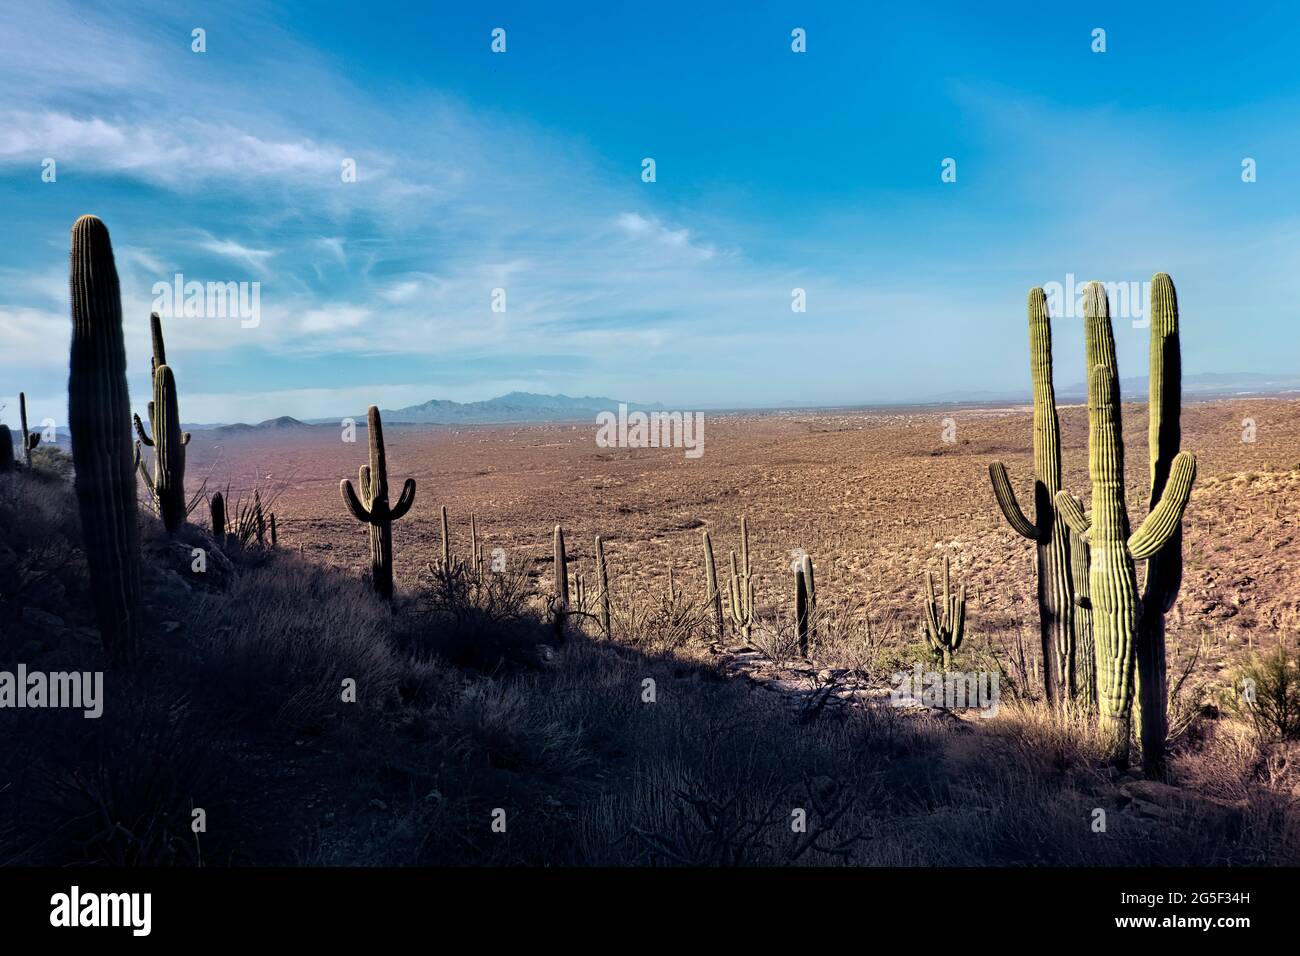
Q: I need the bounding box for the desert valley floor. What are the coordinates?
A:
[184,395,1299,682]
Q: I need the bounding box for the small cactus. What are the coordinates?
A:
[595,535,612,638]
[68,215,142,666]
[727,515,755,642]
[795,553,817,656]
[210,492,227,547]
[553,524,569,639]
[340,405,417,600]
[440,504,451,573]
[19,392,39,467]
[922,556,966,669]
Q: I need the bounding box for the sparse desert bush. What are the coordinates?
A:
[1226,643,1300,742]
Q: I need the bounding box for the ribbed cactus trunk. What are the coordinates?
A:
[1136,274,1184,779]
[702,530,724,639]
[596,535,611,638]
[68,215,142,667]
[795,565,810,657]
[1084,357,1141,764]
[989,288,1074,705]
[340,406,416,600]
[1069,512,1097,710]
[553,524,569,639]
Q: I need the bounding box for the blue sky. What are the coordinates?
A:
[2,0,1299,424]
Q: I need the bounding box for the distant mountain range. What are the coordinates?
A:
[367,391,664,425]
[157,376,1298,434]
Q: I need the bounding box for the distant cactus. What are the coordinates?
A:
[795,559,812,657]
[1056,282,1196,767]
[210,492,227,547]
[988,288,1075,704]
[727,515,755,642]
[19,392,39,467]
[553,524,569,606]
[596,535,612,638]
[922,556,966,669]
[440,505,451,573]
[68,215,142,666]
[702,530,724,638]
[0,425,13,471]
[340,405,417,599]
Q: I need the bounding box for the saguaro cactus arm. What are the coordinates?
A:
[389,479,417,521]
[1054,491,1092,540]
[1128,452,1196,560]
[132,412,154,447]
[989,462,1039,540]
[340,478,377,523]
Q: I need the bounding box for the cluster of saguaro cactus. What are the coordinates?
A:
[68,215,142,667]
[989,288,1074,704]
[133,313,191,533]
[19,392,40,467]
[727,516,755,641]
[796,553,816,656]
[1055,281,1196,769]
[340,405,416,599]
[922,556,966,669]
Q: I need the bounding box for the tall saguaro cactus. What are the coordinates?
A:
[702,530,724,638]
[68,215,142,666]
[989,288,1074,704]
[1135,274,1187,778]
[340,405,416,599]
[1056,282,1196,766]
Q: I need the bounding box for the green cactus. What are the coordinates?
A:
[340,405,416,599]
[210,491,227,547]
[702,530,724,639]
[68,215,142,667]
[727,515,755,642]
[19,392,40,467]
[1056,282,1196,766]
[989,287,1075,704]
[0,425,14,471]
[922,556,966,669]
[1135,273,1187,778]
[596,534,612,638]
[134,365,189,532]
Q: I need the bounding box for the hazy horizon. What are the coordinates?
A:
[3,1,1300,426]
